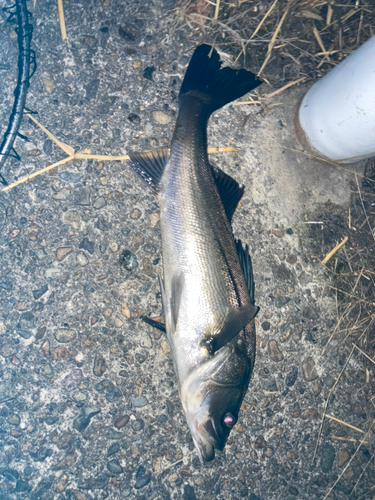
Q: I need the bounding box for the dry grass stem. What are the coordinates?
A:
[313,344,356,463]
[0,116,240,192]
[351,455,375,496]
[263,77,306,98]
[26,113,74,155]
[313,24,327,53]
[326,3,333,25]
[57,0,67,41]
[320,302,352,356]
[162,459,184,471]
[321,236,348,265]
[325,414,365,434]
[234,0,279,64]
[327,286,375,306]
[352,267,364,293]
[257,0,293,77]
[332,436,368,444]
[353,344,375,366]
[323,421,375,500]
[214,0,220,21]
[2,157,72,192]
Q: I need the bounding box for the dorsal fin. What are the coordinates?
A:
[211,166,244,222]
[128,148,169,189]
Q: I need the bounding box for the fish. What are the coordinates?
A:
[128,44,262,461]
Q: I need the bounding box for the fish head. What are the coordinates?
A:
[182,343,252,462]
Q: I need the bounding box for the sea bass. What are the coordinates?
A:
[128,44,262,461]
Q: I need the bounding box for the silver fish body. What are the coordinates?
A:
[129,45,262,461]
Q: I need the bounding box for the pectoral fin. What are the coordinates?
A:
[170,273,184,333]
[157,272,184,334]
[202,305,258,354]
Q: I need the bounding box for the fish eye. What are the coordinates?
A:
[223,412,237,427]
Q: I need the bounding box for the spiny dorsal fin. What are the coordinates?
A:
[236,240,255,306]
[128,148,169,189]
[211,165,244,222]
[202,304,258,354]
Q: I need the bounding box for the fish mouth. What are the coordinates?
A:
[192,428,216,462]
[191,417,226,462]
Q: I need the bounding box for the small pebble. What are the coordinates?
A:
[79,237,95,254]
[59,172,83,184]
[268,340,284,362]
[151,110,171,125]
[107,459,123,475]
[149,213,159,227]
[53,474,68,493]
[132,395,148,408]
[41,72,55,93]
[110,242,119,252]
[92,197,106,209]
[134,465,151,489]
[114,415,129,428]
[285,366,298,387]
[45,267,62,278]
[54,329,76,343]
[121,250,138,271]
[62,369,83,391]
[56,247,73,262]
[121,302,131,318]
[9,228,20,238]
[93,353,107,376]
[337,450,350,467]
[302,357,319,381]
[77,253,89,266]
[320,443,335,472]
[103,308,112,318]
[53,188,71,200]
[131,419,145,431]
[130,209,141,220]
[286,254,297,264]
[107,442,120,457]
[41,340,50,357]
[32,284,48,300]
[7,414,20,425]
[140,332,152,348]
[275,296,291,308]
[271,229,284,238]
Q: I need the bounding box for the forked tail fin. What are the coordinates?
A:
[179,44,262,112]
